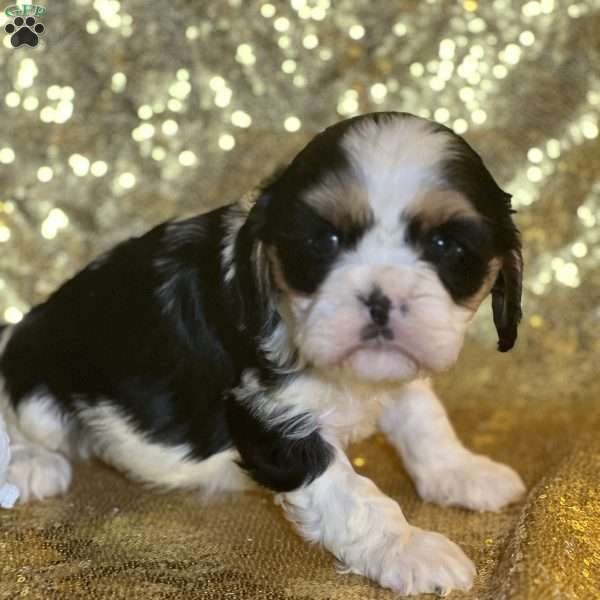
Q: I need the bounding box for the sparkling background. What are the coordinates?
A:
[0,0,600,398]
[1,1,600,598]
[1,0,599,339]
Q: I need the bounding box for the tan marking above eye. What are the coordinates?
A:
[404,190,481,228]
[302,175,373,231]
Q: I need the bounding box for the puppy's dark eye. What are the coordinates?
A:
[306,233,339,257]
[429,233,465,258]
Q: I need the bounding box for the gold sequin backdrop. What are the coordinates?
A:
[1,0,599,598]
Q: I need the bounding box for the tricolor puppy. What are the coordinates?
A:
[0,112,525,595]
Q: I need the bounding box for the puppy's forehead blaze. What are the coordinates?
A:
[296,119,474,231]
[404,190,482,227]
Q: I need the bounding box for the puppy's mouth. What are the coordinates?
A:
[332,340,421,371]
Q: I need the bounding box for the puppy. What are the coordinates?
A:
[0,112,525,595]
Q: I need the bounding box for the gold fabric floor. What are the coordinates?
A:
[2,339,599,599]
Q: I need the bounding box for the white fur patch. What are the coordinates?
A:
[379,378,525,511]
[259,319,298,373]
[414,451,527,512]
[0,344,74,504]
[18,392,73,453]
[77,402,250,493]
[342,115,453,224]
[279,452,475,595]
[8,442,72,503]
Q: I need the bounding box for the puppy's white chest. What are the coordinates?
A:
[271,371,397,446]
[318,383,391,447]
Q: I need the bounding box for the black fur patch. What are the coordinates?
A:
[0,207,245,459]
[267,201,360,294]
[226,392,333,493]
[407,216,494,302]
[0,201,329,492]
[254,117,374,295]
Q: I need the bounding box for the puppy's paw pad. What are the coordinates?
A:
[417,452,526,512]
[380,528,476,595]
[8,443,71,503]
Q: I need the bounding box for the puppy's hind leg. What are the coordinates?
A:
[2,389,75,503]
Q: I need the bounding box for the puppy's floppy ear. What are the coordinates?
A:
[491,244,523,352]
[244,164,287,239]
[231,190,274,336]
[245,191,270,239]
[231,164,288,332]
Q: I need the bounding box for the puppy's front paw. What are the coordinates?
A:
[415,451,526,512]
[375,527,475,596]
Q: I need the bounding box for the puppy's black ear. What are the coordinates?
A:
[491,246,523,352]
[245,191,271,239]
[245,164,287,240]
[231,190,273,336]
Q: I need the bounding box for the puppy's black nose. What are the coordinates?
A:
[363,288,391,326]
